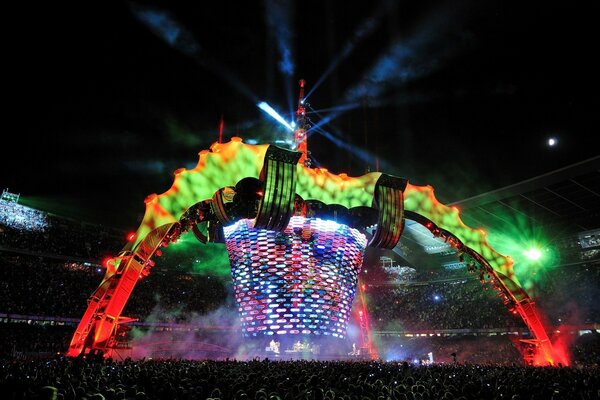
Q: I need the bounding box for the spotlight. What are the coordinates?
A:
[257,102,294,131]
[547,137,558,147]
[523,248,542,261]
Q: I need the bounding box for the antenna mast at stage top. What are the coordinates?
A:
[295,79,310,167]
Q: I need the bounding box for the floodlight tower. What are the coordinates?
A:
[295,79,310,166]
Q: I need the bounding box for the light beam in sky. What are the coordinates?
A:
[257,102,294,132]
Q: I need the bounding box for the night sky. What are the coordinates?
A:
[4,1,599,230]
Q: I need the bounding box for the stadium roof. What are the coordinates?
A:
[379,156,600,275]
[452,155,600,238]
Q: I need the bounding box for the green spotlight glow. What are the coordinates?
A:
[153,230,231,279]
[481,208,560,296]
[523,247,543,261]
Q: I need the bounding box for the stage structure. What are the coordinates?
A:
[67,82,568,366]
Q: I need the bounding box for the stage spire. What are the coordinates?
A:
[295,79,310,167]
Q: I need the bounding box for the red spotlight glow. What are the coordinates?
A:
[126,232,136,241]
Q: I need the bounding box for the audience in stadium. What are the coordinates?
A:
[0,253,227,321]
[0,323,71,358]
[1,199,600,400]
[0,199,124,260]
[367,280,526,331]
[0,253,104,318]
[535,263,600,325]
[1,357,599,400]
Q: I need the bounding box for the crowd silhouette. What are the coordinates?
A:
[2,358,599,400]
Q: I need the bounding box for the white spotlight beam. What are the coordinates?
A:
[258,102,294,131]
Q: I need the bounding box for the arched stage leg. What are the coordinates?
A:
[401,211,568,366]
[67,223,181,357]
